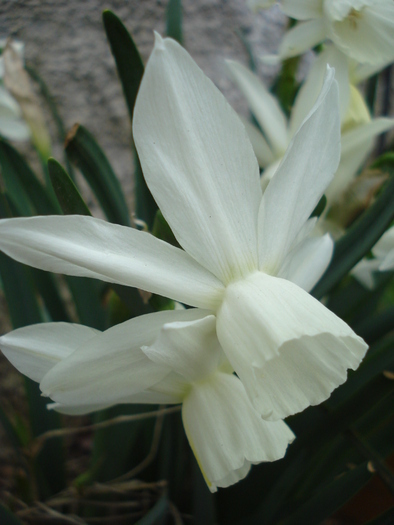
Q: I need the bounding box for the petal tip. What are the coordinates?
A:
[153,31,165,51]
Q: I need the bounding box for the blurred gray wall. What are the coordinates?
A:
[0,0,286,208]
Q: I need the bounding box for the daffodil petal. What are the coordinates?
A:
[341,118,394,156]
[278,19,326,59]
[351,257,381,289]
[281,0,323,19]
[182,372,295,492]
[40,308,210,407]
[48,402,113,415]
[373,226,394,260]
[289,46,350,136]
[326,1,394,65]
[278,233,333,292]
[0,323,98,383]
[142,315,221,383]
[258,67,340,274]
[0,215,224,310]
[242,119,276,168]
[226,60,288,156]
[216,271,368,420]
[133,35,262,284]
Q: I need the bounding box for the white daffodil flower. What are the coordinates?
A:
[227,46,394,206]
[271,0,394,65]
[352,226,394,289]
[0,39,30,142]
[0,309,295,492]
[0,35,367,421]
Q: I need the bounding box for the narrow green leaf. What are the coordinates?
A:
[312,157,394,299]
[134,492,168,525]
[65,124,130,226]
[365,73,379,114]
[102,10,144,124]
[166,0,183,44]
[354,306,394,344]
[0,404,24,455]
[134,149,158,230]
[65,276,106,330]
[48,157,92,216]
[328,335,394,407]
[280,462,372,525]
[102,11,157,228]
[0,138,59,215]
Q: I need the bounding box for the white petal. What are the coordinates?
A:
[182,372,295,492]
[258,67,340,274]
[226,60,288,156]
[133,35,262,284]
[278,19,326,59]
[289,46,350,137]
[326,118,394,204]
[380,250,394,272]
[40,308,210,407]
[216,271,368,420]
[351,257,380,289]
[0,215,224,310]
[281,0,324,19]
[0,323,98,383]
[341,118,394,156]
[48,402,113,415]
[0,118,31,141]
[373,226,394,259]
[142,315,221,383]
[326,2,394,65]
[375,227,394,271]
[278,233,333,292]
[242,119,276,168]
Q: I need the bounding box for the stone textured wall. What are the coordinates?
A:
[1,0,286,208]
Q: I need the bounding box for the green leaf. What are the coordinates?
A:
[312,156,394,299]
[166,0,183,44]
[0,505,24,525]
[102,10,157,228]
[328,335,394,408]
[354,306,394,344]
[0,404,24,455]
[48,157,92,216]
[134,492,168,525]
[134,150,158,230]
[0,138,57,216]
[65,124,130,226]
[280,462,372,525]
[102,10,144,124]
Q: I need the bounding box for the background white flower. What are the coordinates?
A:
[352,226,394,289]
[269,0,394,64]
[0,39,30,142]
[227,46,394,207]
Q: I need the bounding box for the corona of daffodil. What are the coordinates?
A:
[0,35,368,423]
[0,309,295,491]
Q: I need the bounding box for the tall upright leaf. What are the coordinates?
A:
[65,124,130,226]
[103,10,157,229]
